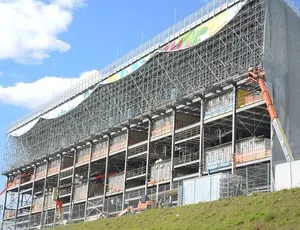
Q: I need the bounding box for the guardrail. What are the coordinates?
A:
[127,167,147,178]
[174,152,199,166]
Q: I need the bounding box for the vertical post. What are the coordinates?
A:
[270,119,274,192]
[69,149,77,222]
[122,128,130,210]
[198,97,205,177]
[84,143,93,221]
[245,167,249,195]
[28,165,37,229]
[20,194,24,210]
[231,86,237,175]
[1,176,9,230]
[170,108,176,189]
[145,119,152,194]
[102,136,110,213]
[40,160,49,228]
[267,162,270,191]
[155,183,159,204]
[53,154,62,227]
[14,171,21,230]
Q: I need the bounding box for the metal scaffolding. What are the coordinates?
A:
[4,0,264,172]
[2,0,293,229]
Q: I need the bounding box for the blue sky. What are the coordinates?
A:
[0,0,299,210]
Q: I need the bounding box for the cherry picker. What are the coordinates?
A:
[247,67,295,162]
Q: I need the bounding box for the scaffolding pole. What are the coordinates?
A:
[13,171,21,230]
[84,143,93,221]
[69,149,77,221]
[122,128,130,210]
[27,165,37,229]
[145,119,152,194]
[102,136,110,213]
[198,97,205,177]
[40,160,49,228]
[53,154,62,227]
[270,116,275,192]
[170,108,176,190]
[1,176,8,230]
[231,86,237,175]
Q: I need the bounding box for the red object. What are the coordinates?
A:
[56,199,63,215]
[247,67,278,120]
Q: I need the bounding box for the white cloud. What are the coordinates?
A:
[0,0,85,63]
[0,70,99,109]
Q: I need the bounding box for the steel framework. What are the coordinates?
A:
[3,0,299,229]
[4,0,264,172]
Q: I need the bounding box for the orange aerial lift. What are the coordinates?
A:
[247,67,295,162]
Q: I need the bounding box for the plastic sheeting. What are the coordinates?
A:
[161,2,244,52]
[264,0,300,172]
[10,88,94,137]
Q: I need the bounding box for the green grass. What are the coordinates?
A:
[54,188,300,230]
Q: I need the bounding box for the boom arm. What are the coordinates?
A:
[248,67,295,162]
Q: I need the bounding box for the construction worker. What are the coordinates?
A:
[55,195,63,221]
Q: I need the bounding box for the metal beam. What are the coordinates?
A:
[68,149,77,222]
[13,171,21,230]
[198,97,205,177]
[102,136,110,214]
[84,143,93,221]
[170,109,176,189]
[53,154,62,227]
[40,160,49,228]
[27,166,37,229]
[1,176,8,230]
[122,128,130,210]
[145,119,152,194]
[232,86,237,175]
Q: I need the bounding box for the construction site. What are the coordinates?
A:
[1,0,300,229]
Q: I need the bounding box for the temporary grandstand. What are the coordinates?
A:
[2,0,300,229]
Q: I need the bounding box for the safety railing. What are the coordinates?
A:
[127,167,147,179]
[60,168,73,179]
[59,187,72,196]
[174,152,199,166]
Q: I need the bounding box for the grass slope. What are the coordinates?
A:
[54,188,300,230]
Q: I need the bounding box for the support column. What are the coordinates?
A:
[40,160,49,228]
[198,97,205,177]
[69,149,77,221]
[102,136,111,213]
[14,171,21,230]
[53,154,62,227]
[231,86,237,175]
[170,108,176,190]
[28,165,37,229]
[122,128,130,210]
[145,119,152,194]
[245,167,249,194]
[1,176,9,230]
[84,143,93,221]
[270,118,275,192]
[267,162,271,192]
